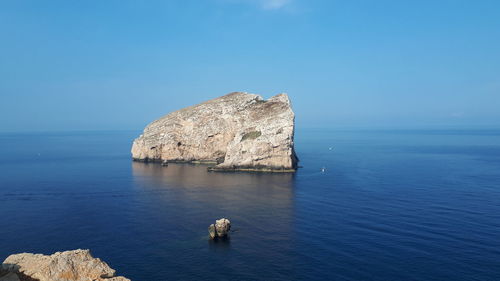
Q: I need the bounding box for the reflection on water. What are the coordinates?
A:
[208,236,231,252]
[130,161,298,280]
[132,161,296,190]
[131,162,296,218]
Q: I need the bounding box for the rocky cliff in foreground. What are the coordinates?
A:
[131,92,298,172]
[0,249,129,281]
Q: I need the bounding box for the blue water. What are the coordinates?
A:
[1,129,500,280]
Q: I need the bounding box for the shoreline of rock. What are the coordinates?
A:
[132,158,220,165]
[207,165,297,173]
[133,158,298,173]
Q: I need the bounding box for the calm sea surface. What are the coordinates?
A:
[1,129,500,280]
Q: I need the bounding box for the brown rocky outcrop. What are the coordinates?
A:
[0,249,129,281]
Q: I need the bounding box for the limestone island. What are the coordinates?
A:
[131,92,298,172]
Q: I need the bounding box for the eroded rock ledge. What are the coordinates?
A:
[0,249,129,281]
[131,92,298,172]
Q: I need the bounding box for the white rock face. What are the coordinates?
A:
[214,218,231,237]
[132,92,298,172]
[1,249,130,281]
[209,218,231,239]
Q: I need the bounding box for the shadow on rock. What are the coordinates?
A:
[1,265,40,281]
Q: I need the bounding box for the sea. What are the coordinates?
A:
[1,129,499,281]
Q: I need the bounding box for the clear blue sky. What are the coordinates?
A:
[1,0,499,132]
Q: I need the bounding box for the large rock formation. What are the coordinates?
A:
[131,92,298,172]
[0,249,129,281]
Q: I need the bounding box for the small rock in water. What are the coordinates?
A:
[208,218,231,239]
